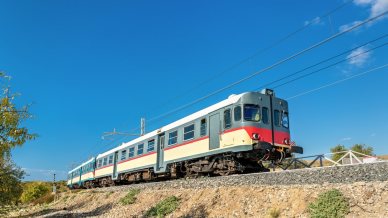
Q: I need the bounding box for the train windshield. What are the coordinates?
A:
[244,104,260,122]
[282,112,289,128]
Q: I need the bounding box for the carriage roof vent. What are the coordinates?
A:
[260,88,275,96]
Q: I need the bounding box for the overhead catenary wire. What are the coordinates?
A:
[286,63,388,100]
[255,33,388,91]
[150,0,353,112]
[143,10,388,127]
[272,42,388,89]
[78,6,386,166]
[114,0,353,135]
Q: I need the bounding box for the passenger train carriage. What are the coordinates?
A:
[67,89,303,188]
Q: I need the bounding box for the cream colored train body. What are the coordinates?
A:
[68,90,302,188]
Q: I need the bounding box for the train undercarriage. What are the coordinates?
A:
[81,145,291,188]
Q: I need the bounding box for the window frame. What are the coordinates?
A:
[262,107,269,124]
[137,144,144,155]
[147,140,155,152]
[103,157,107,166]
[243,104,261,122]
[224,108,232,129]
[183,123,195,141]
[129,147,135,158]
[234,106,241,122]
[274,110,281,126]
[200,118,207,137]
[121,150,127,160]
[281,111,289,128]
[168,130,178,146]
[108,155,113,164]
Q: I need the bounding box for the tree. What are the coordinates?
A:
[0,159,24,215]
[330,144,374,162]
[0,89,36,160]
[20,182,50,204]
[0,72,35,213]
[350,144,374,157]
[330,144,347,162]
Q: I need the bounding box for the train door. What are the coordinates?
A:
[268,93,276,146]
[112,151,119,180]
[259,91,274,144]
[78,168,82,186]
[209,113,220,149]
[71,172,74,187]
[156,134,165,171]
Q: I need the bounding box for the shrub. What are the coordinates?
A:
[120,189,140,205]
[20,182,50,204]
[268,208,280,218]
[308,189,349,218]
[145,196,180,217]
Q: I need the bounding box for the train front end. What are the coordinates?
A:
[239,89,303,163]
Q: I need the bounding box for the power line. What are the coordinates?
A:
[286,63,388,100]
[255,33,388,90]
[86,34,387,157]
[150,0,353,112]
[143,10,388,127]
[272,42,387,89]
[103,1,355,138]
[79,5,385,163]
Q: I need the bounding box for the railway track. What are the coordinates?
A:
[91,161,388,192]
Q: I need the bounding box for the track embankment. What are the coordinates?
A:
[10,162,388,217]
[98,161,388,192]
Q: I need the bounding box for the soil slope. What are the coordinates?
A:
[10,181,388,217]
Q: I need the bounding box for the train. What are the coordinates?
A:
[67,89,303,188]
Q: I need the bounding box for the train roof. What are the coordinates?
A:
[68,157,95,174]
[96,92,245,159]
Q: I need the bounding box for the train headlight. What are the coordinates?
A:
[252,133,260,140]
[283,138,290,145]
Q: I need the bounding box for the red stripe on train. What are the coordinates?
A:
[95,126,290,170]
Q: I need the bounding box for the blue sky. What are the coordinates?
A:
[0,0,387,181]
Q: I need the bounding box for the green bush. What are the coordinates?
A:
[120,189,140,205]
[268,208,280,218]
[145,196,180,217]
[308,189,349,218]
[20,182,50,204]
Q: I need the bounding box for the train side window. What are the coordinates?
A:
[103,157,107,166]
[147,140,155,152]
[138,144,144,155]
[200,119,207,136]
[224,109,231,129]
[234,106,241,121]
[262,107,269,124]
[121,150,127,160]
[129,147,135,158]
[98,159,102,168]
[282,112,289,128]
[184,124,195,141]
[168,131,178,145]
[108,155,113,164]
[274,110,280,126]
